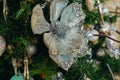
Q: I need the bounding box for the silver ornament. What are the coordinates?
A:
[26,45,37,56]
[0,35,6,56]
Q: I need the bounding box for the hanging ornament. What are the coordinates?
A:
[3,0,9,23]
[11,57,18,75]
[24,57,30,80]
[0,35,6,56]
[26,45,37,56]
[10,74,34,80]
[86,0,95,11]
[11,57,34,80]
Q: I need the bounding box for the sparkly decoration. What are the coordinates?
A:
[26,45,37,56]
[86,0,95,11]
[0,35,6,56]
[31,0,91,70]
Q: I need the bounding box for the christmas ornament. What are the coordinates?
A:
[24,57,30,80]
[10,74,34,80]
[26,45,37,56]
[31,0,91,70]
[12,57,23,76]
[3,0,9,23]
[86,0,95,11]
[12,57,18,75]
[0,35,6,56]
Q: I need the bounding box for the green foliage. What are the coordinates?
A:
[16,0,31,19]
[30,53,58,80]
[65,54,120,80]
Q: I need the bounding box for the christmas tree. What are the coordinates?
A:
[0,0,120,80]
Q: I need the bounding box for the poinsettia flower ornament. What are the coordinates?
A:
[31,0,91,70]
